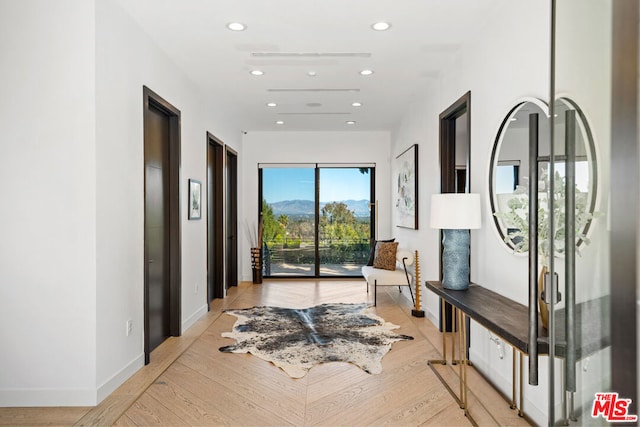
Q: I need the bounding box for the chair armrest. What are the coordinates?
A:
[396,248,414,266]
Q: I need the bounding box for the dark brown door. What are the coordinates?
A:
[145,103,171,352]
[143,86,181,365]
[226,148,238,288]
[207,133,224,302]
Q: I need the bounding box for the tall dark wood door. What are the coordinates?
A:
[143,86,181,365]
[225,148,238,288]
[207,133,224,302]
[145,103,171,352]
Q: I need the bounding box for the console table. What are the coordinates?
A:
[425,280,609,420]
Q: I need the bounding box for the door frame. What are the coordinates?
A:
[258,163,376,278]
[438,91,471,333]
[142,86,182,364]
[207,132,225,303]
[610,0,638,413]
[225,146,238,289]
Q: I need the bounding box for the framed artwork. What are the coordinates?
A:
[188,179,202,220]
[395,144,418,229]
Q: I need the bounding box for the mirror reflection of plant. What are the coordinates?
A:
[494,166,598,266]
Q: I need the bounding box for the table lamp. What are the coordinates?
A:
[430,193,481,290]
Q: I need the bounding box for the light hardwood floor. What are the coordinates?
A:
[0,280,532,426]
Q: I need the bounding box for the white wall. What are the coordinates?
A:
[94,0,242,402]
[391,1,551,424]
[0,0,243,406]
[0,0,98,406]
[240,131,391,281]
[391,80,442,325]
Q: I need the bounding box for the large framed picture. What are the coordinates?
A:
[188,179,202,220]
[395,144,418,229]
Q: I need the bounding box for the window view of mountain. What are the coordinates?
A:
[269,199,371,218]
[259,167,373,276]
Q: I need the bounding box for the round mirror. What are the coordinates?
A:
[489,98,597,254]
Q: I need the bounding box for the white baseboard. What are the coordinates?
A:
[425,308,439,327]
[0,353,146,407]
[182,304,208,332]
[468,346,546,425]
[96,353,145,404]
[0,388,97,407]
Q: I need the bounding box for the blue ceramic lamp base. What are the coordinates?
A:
[442,229,470,290]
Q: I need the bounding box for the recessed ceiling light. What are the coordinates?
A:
[275,120,285,125]
[250,70,264,76]
[307,71,317,77]
[346,121,356,125]
[371,22,391,31]
[351,102,362,107]
[360,69,374,76]
[226,22,246,31]
[266,102,277,107]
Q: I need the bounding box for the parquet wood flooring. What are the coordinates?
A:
[0,279,532,426]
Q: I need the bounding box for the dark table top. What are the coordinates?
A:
[425,281,610,358]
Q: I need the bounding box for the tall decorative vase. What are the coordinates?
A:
[251,247,263,284]
[538,265,549,329]
[441,229,470,290]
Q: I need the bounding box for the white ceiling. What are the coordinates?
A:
[115,0,503,132]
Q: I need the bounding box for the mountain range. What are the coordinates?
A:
[269,199,371,217]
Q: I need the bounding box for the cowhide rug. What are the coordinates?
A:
[219,303,413,378]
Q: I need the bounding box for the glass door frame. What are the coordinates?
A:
[258,163,376,279]
[543,1,638,424]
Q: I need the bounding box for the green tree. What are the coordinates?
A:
[261,200,284,245]
[320,202,357,243]
[277,214,289,230]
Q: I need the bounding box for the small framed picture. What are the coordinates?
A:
[188,179,201,220]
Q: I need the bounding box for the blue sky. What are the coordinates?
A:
[262,168,371,202]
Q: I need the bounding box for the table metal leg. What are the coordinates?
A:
[428,297,448,365]
[511,347,517,410]
[519,351,524,417]
[461,311,469,415]
[457,308,464,408]
[452,307,458,365]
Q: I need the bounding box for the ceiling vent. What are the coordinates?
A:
[267,88,360,92]
[277,112,351,115]
[252,52,371,58]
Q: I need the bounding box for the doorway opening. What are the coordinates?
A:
[439,91,471,334]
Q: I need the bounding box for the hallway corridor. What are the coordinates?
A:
[1,280,531,426]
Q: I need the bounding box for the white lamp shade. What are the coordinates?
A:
[430,193,482,230]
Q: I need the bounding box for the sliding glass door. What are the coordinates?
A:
[260,166,316,277]
[259,164,374,278]
[543,1,636,425]
[318,167,373,275]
